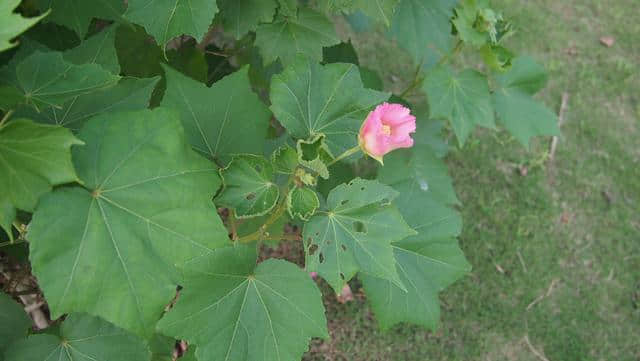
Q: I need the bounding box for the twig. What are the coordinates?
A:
[516,250,528,273]
[526,278,560,311]
[524,335,550,361]
[549,92,570,162]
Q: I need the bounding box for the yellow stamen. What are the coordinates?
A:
[381,124,391,135]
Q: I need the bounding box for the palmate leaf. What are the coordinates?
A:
[492,56,560,147]
[216,155,279,218]
[16,77,160,132]
[424,65,495,146]
[0,292,32,359]
[277,0,298,17]
[217,0,277,39]
[321,0,400,26]
[255,8,340,66]
[4,313,150,361]
[124,0,219,46]
[361,142,470,330]
[10,51,119,111]
[0,119,81,239]
[161,65,270,163]
[303,178,415,293]
[63,25,120,74]
[390,0,458,68]
[0,0,48,52]
[28,108,229,337]
[33,0,125,39]
[270,56,389,157]
[157,244,328,361]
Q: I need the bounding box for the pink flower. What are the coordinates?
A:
[309,271,318,280]
[358,103,416,164]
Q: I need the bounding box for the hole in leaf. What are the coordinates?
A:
[360,187,365,191]
[326,239,332,245]
[340,273,345,280]
[254,165,262,173]
[352,221,367,233]
[381,198,390,205]
[341,244,347,252]
[308,244,318,256]
[341,200,349,206]
[319,252,325,264]
[246,193,256,200]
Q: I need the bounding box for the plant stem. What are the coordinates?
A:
[328,145,362,166]
[228,212,238,241]
[399,61,425,98]
[0,239,26,248]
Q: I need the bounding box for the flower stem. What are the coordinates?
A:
[328,145,361,166]
[0,110,14,129]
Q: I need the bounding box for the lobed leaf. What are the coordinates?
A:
[255,8,340,66]
[424,65,495,146]
[0,0,48,52]
[124,0,219,46]
[33,0,125,39]
[28,108,229,337]
[217,0,278,39]
[0,292,32,359]
[63,25,120,75]
[0,119,81,238]
[270,56,389,157]
[303,178,415,293]
[216,155,279,219]
[157,244,328,361]
[161,65,270,162]
[4,313,150,361]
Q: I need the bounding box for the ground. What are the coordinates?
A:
[304,0,640,360]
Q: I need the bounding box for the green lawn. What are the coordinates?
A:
[304,1,640,360]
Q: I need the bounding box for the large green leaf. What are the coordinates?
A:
[0,0,48,52]
[157,244,328,361]
[424,65,495,145]
[390,0,458,68]
[492,56,560,147]
[124,0,219,46]
[0,292,32,359]
[16,77,160,131]
[4,313,150,361]
[10,51,119,111]
[28,108,229,337]
[33,0,125,38]
[303,178,415,293]
[161,65,270,162]
[216,155,279,218]
[255,7,340,66]
[270,56,389,157]
[0,119,81,238]
[63,25,120,74]
[361,143,470,330]
[321,0,400,26]
[217,0,277,39]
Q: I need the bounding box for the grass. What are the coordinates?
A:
[304,0,640,360]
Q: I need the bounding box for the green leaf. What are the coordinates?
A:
[149,334,175,361]
[161,65,270,162]
[480,44,514,72]
[424,65,495,145]
[218,0,277,39]
[33,0,125,38]
[12,51,119,111]
[16,77,160,131]
[390,0,457,68]
[124,0,219,46]
[0,119,81,237]
[322,41,359,65]
[216,155,279,218]
[4,313,150,361]
[271,144,298,174]
[63,25,120,74]
[277,0,298,17]
[270,56,389,156]
[303,178,415,293]
[492,56,560,147]
[235,212,288,247]
[0,0,48,52]
[296,134,333,179]
[27,108,229,337]
[157,244,328,361]
[115,25,164,78]
[287,187,319,221]
[362,145,470,330]
[354,0,400,26]
[0,292,32,358]
[255,7,340,66]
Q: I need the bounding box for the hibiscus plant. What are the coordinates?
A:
[0,0,559,360]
